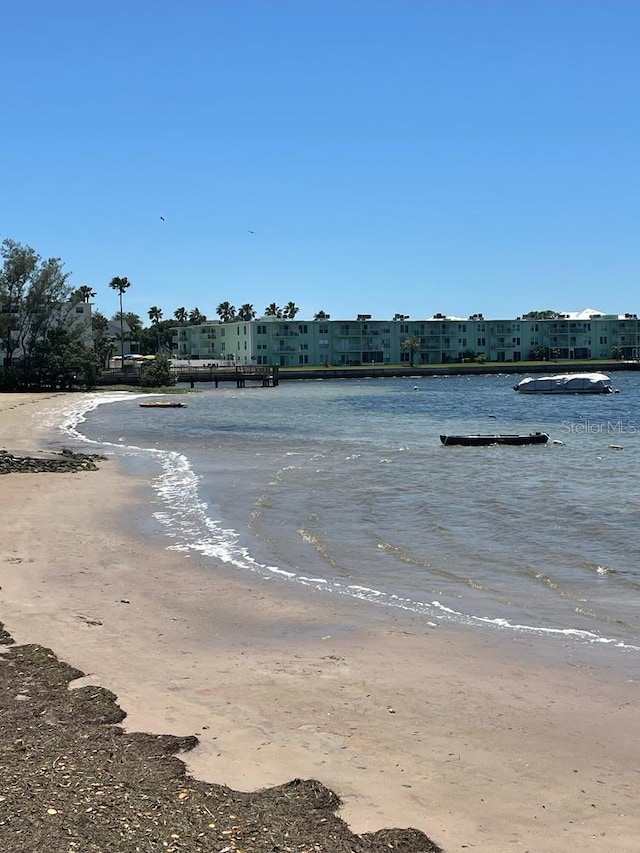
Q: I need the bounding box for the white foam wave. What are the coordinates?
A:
[54,394,640,654]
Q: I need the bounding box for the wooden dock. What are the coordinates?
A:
[98,365,279,388]
[175,365,279,388]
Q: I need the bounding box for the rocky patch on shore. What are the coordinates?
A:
[0,449,108,475]
[0,624,443,852]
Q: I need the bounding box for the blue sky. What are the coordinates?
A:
[2,1,639,323]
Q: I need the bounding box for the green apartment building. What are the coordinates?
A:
[172,309,640,367]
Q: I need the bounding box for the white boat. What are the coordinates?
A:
[513,372,613,394]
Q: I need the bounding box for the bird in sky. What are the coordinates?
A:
[160,216,165,221]
[247,229,255,234]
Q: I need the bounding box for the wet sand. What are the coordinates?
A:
[1,392,639,852]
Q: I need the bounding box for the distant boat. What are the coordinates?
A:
[440,432,549,447]
[139,401,188,409]
[513,373,613,394]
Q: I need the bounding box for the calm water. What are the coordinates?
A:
[57,373,640,667]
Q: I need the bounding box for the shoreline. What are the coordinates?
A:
[2,392,639,852]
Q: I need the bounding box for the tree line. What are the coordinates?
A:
[0,241,175,389]
[93,298,315,362]
[0,239,103,390]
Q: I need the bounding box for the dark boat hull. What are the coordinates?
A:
[139,401,188,408]
[440,432,549,447]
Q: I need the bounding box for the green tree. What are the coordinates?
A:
[0,239,40,367]
[148,306,163,353]
[521,310,562,320]
[91,310,109,337]
[120,311,142,331]
[216,301,236,322]
[109,276,131,368]
[0,239,99,389]
[110,310,143,355]
[137,318,175,356]
[237,303,255,321]
[283,301,299,319]
[0,239,78,370]
[173,306,188,324]
[314,310,329,320]
[189,307,206,324]
[32,325,101,390]
[91,311,114,367]
[140,355,176,388]
[264,302,282,318]
[72,285,96,303]
[528,345,546,361]
[400,335,421,367]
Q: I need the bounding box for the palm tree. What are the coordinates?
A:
[189,307,206,324]
[283,301,299,319]
[400,334,421,367]
[216,301,236,322]
[237,303,256,321]
[314,310,330,320]
[73,285,96,303]
[264,302,282,318]
[148,306,163,353]
[109,276,131,368]
[173,307,188,324]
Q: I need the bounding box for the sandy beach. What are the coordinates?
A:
[1,392,639,852]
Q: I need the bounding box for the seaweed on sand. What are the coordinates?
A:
[0,625,443,853]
